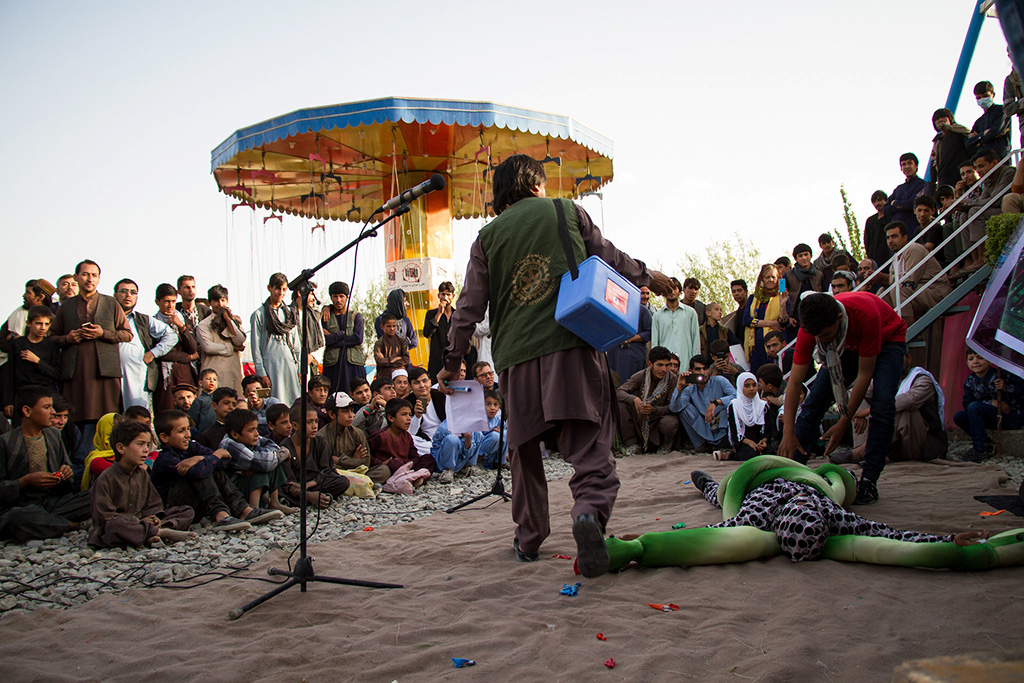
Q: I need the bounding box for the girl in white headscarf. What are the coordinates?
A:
[717,372,774,461]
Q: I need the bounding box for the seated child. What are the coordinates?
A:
[368,398,436,478]
[198,387,238,450]
[392,369,411,401]
[282,404,350,499]
[318,392,389,484]
[50,395,82,481]
[373,313,410,381]
[291,374,331,431]
[188,368,219,435]
[349,377,372,409]
[408,366,442,443]
[81,412,122,490]
[756,362,785,444]
[431,390,506,483]
[354,377,394,433]
[0,387,90,541]
[219,408,293,513]
[3,305,61,425]
[953,351,1024,461]
[151,409,282,531]
[89,420,195,547]
[241,374,283,436]
[716,372,774,461]
[266,402,293,445]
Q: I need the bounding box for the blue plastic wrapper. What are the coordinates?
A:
[452,658,476,668]
[560,582,581,596]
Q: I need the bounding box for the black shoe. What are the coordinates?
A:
[690,470,713,494]
[572,514,609,578]
[853,478,879,505]
[513,538,539,562]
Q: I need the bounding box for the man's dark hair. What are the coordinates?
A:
[682,277,700,290]
[730,279,748,292]
[380,312,397,325]
[155,283,177,300]
[370,378,393,394]
[935,184,955,200]
[709,339,730,357]
[959,158,977,170]
[266,402,291,426]
[176,275,195,289]
[870,189,888,203]
[932,107,954,124]
[797,293,842,335]
[648,346,672,363]
[471,361,491,378]
[492,154,546,215]
[110,420,152,458]
[817,233,833,245]
[15,386,51,418]
[972,148,1000,165]
[75,259,100,275]
[688,354,710,370]
[27,305,52,323]
[437,281,455,295]
[113,278,137,293]
[384,398,413,420]
[212,387,239,404]
[792,243,813,259]
[124,405,151,422]
[225,408,258,438]
[973,80,995,96]
[307,374,331,391]
[155,409,189,438]
[774,256,791,268]
[241,375,262,390]
[208,284,229,301]
[831,253,852,270]
[408,366,429,382]
[349,377,370,393]
[756,363,784,389]
[268,272,288,288]
[913,194,937,211]
[886,221,908,237]
[763,330,785,345]
[899,152,919,165]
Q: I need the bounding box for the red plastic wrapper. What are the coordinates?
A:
[647,603,679,612]
[552,554,573,560]
[596,633,608,641]
[604,658,616,668]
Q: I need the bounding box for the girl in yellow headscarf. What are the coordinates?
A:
[81,413,122,490]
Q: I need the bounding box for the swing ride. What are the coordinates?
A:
[211,97,615,366]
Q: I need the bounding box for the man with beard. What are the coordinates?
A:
[174,275,210,337]
[112,278,179,409]
[652,277,700,369]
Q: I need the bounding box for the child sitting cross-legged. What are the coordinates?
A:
[282,404,352,502]
[151,409,283,531]
[715,372,775,461]
[318,392,390,484]
[219,408,294,514]
[369,398,436,490]
[431,390,507,484]
[89,419,195,547]
[266,402,293,445]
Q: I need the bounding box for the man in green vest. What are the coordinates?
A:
[438,154,670,578]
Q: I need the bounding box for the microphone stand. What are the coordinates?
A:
[445,407,510,513]
[229,206,411,620]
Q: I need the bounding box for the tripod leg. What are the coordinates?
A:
[228,577,301,620]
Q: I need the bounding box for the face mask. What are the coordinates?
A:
[978,96,993,108]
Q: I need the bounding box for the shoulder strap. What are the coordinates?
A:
[553,199,579,281]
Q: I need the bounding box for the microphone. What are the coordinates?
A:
[373,174,447,215]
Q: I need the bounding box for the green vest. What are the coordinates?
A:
[322,308,367,368]
[478,197,587,374]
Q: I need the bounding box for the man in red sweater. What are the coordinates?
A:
[779,292,907,505]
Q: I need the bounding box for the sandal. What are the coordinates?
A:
[713,450,729,461]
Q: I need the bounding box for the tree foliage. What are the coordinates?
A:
[834,185,865,262]
[675,232,764,308]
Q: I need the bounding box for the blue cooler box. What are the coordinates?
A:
[555,255,641,352]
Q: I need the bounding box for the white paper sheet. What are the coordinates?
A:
[729,344,750,372]
[444,380,490,433]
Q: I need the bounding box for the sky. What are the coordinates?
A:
[0,0,1016,322]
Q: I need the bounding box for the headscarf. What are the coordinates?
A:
[81,413,118,491]
[385,289,407,319]
[731,372,766,441]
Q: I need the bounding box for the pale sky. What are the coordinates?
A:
[0,0,1015,321]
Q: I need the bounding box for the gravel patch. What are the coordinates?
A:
[0,457,574,619]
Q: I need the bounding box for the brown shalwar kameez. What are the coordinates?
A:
[445,203,651,554]
[88,460,193,548]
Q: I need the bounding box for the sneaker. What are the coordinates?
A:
[853,478,879,505]
[464,465,482,477]
[623,445,641,457]
[214,516,251,532]
[513,537,539,562]
[950,446,988,463]
[244,508,285,525]
[439,468,455,484]
[572,513,609,579]
[690,470,713,494]
[828,449,854,465]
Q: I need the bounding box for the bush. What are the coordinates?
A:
[985,212,1022,267]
